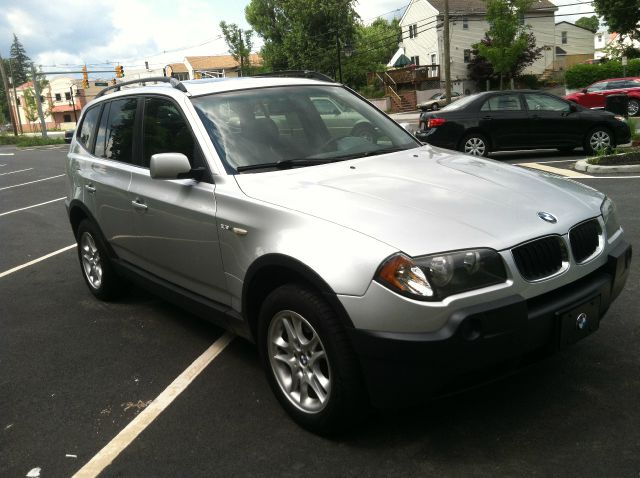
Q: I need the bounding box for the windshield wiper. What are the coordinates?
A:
[236,157,347,173]
[328,146,413,161]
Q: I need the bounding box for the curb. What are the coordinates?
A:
[575,159,640,173]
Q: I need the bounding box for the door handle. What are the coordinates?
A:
[131,199,148,211]
[85,184,96,193]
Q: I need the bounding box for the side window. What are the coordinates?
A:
[607,81,626,90]
[94,102,111,159]
[312,98,340,115]
[480,94,522,111]
[524,94,569,112]
[587,82,606,92]
[142,97,203,169]
[104,98,138,163]
[77,105,101,151]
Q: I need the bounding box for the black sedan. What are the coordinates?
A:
[415,90,631,157]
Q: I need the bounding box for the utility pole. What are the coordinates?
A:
[239,30,244,77]
[443,0,452,104]
[30,63,48,138]
[69,86,78,124]
[0,54,18,136]
[336,32,343,83]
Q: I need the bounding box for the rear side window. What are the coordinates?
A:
[142,97,204,169]
[524,93,570,112]
[104,98,138,163]
[77,105,101,150]
[481,94,522,111]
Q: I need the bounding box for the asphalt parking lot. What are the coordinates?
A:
[1,144,639,477]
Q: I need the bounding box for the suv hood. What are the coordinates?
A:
[234,146,604,256]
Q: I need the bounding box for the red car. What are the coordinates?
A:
[565,77,640,117]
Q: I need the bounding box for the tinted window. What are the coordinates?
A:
[607,81,626,90]
[312,98,339,115]
[587,82,607,92]
[78,105,101,151]
[481,94,522,111]
[625,80,640,88]
[104,98,137,163]
[142,97,202,168]
[524,93,570,112]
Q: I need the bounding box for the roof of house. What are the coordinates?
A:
[167,63,188,73]
[555,21,597,33]
[425,0,556,14]
[16,81,34,90]
[185,54,263,71]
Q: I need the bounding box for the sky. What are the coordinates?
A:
[0,0,599,78]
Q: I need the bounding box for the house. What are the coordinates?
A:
[10,76,113,133]
[166,54,263,80]
[553,22,596,70]
[398,0,559,94]
[595,31,640,60]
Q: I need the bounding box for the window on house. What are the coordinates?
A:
[55,93,62,101]
[411,56,420,66]
[17,97,21,106]
[519,13,525,25]
[463,17,468,29]
[409,24,418,38]
[65,92,71,100]
[63,114,72,122]
[464,49,471,63]
[561,31,567,44]
[597,34,602,42]
[431,54,436,64]
[40,96,45,102]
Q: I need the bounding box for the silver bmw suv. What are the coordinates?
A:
[65,75,632,434]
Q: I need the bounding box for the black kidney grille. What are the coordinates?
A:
[512,236,564,281]
[570,219,600,263]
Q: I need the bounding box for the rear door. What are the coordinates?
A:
[582,81,608,108]
[478,93,529,149]
[126,95,229,304]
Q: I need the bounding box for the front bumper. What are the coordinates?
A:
[347,241,632,408]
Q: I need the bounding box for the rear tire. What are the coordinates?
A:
[76,220,122,301]
[258,283,366,435]
[432,103,439,111]
[460,133,490,157]
[628,99,639,117]
[584,127,613,155]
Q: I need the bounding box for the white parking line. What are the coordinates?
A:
[72,332,235,478]
[0,153,15,156]
[0,244,76,279]
[518,162,593,178]
[0,168,33,176]
[0,197,66,217]
[0,174,65,191]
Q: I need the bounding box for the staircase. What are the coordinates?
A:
[388,88,417,112]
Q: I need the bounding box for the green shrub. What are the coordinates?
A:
[565,59,640,89]
[0,134,19,145]
[16,136,66,147]
[358,85,385,98]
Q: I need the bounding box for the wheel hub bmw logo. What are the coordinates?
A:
[576,313,588,330]
[538,211,557,223]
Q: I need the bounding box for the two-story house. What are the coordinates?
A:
[399,0,559,94]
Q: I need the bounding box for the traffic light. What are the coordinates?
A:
[115,65,125,78]
[82,65,89,89]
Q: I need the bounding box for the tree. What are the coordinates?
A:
[9,34,31,86]
[343,18,402,89]
[245,0,359,79]
[220,21,254,76]
[475,0,539,89]
[468,31,542,89]
[575,15,599,33]
[593,0,640,42]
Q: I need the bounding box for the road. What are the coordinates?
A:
[1,145,639,477]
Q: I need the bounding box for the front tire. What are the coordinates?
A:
[258,284,366,435]
[431,103,439,111]
[584,127,613,155]
[76,220,122,300]
[460,133,490,157]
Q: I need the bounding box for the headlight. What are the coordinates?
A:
[614,115,626,122]
[375,249,507,301]
[601,196,621,238]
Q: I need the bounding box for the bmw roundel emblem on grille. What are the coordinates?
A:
[538,211,557,223]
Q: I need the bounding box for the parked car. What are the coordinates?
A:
[64,129,75,144]
[417,91,462,111]
[565,77,640,116]
[416,90,631,156]
[66,76,631,434]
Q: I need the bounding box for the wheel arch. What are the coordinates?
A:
[68,200,118,259]
[242,253,355,341]
[458,128,492,150]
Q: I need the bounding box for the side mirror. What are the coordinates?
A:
[569,103,577,112]
[150,153,193,180]
[581,88,588,94]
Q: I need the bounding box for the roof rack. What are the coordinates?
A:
[251,70,335,83]
[95,77,187,98]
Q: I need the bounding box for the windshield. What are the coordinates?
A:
[190,85,419,173]
[430,93,442,99]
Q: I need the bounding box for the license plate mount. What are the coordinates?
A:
[557,296,601,349]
